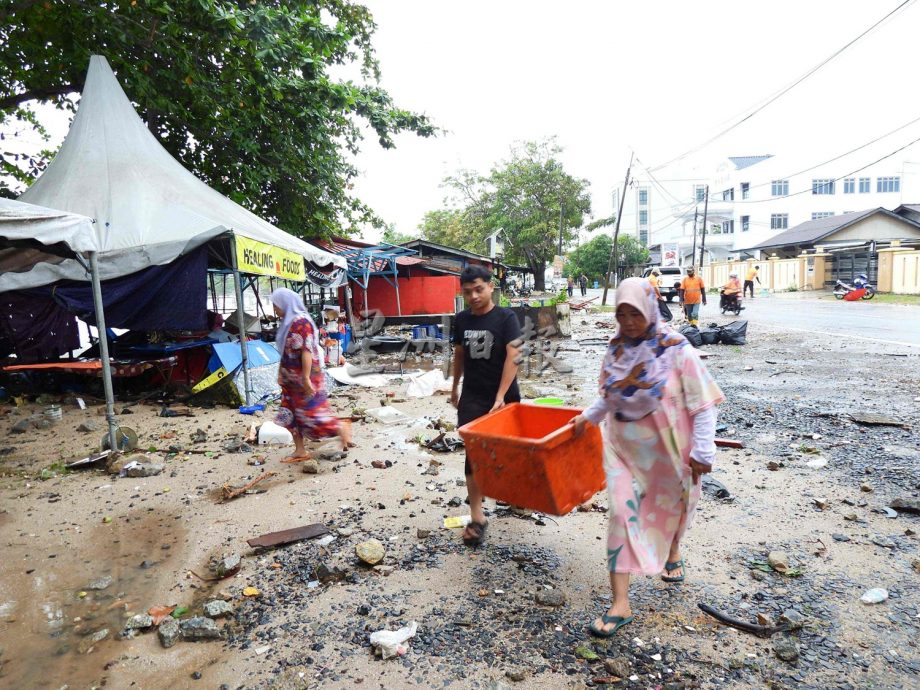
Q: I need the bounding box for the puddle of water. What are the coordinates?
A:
[0,511,186,689]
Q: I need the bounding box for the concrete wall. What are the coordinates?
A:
[832,215,920,243]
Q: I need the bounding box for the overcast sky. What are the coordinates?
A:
[350,0,920,242]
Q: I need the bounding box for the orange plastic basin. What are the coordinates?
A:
[457,402,605,516]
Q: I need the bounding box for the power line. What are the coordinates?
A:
[650,0,916,172]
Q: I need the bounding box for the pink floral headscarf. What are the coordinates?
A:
[599,277,688,421]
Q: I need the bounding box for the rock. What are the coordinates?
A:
[756,612,774,627]
[911,558,920,574]
[509,505,532,517]
[831,533,851,542]
[574,645,599,660]
[355,539,386,565]
[871,535,896,549]
[191,428,208,444]
[505,669,529,682]
[488,681,512,690]
[77,420,99,433]
[78,628,109,654]
[210,554,241,577]
[812,498,829,510]
[315,563,347,583]
[534,589,565,607]
[774,637,799,663]
[371,460,388,469]
[604,657,630,677]
[87,575,113,591]
[11,419,30,434]
[158,618,181,648]
[767,551,789,574]
[301,459,319,474]
[180,616,222,640]
[416,528,431,539]
[767,461,781,471]
[890,497,920,514]
[804,457,828,469]
[124,614,153,630]
[373,565,395,576]
[844,513,859,522]
[447,496,463,508]
[202,600,233,618]
[778,609,805,630]
[860,483,873,493]
[860,588,889,604]
[337,526,356,537]
[125,459,165,477]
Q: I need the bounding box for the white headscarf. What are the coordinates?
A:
[271,288,319,356]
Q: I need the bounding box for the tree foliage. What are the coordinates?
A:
[380,223,415,245]
[0,0,436,236]
[564,234,649,282]
[418,139,590,289]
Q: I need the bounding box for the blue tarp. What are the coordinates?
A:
[208,340,280,374]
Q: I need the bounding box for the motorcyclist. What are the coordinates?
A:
[720,272,742,311]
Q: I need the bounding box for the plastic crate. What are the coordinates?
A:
[458,402,605,516]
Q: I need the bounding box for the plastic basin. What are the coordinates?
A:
[458,402,605,516]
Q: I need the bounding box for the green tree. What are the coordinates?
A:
[486,139,590,290]
[0,0,436,236]
[417,208,488,253]
[381,224,415,245]
[564,234,649,283]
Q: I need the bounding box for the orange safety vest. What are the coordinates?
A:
[681,276,705,304]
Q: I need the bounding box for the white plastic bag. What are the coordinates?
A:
[369,621,418,659]
[258,421,293,446]
[406,370,452,398]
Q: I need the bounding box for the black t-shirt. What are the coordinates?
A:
[452,305,521,402]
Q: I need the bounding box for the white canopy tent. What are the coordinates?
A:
[8,55,348,405]
[10,55,345,292]
[0,198,118,449]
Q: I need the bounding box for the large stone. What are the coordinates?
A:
[773,637,799,663]
[202,600,233,618]
[534,589,565,607]
[77,420,99,433]
[890,497,920,514]
[210,554,241,577]
[87,575,113,591]
[180,616,222,641]
[778,609,805,630]
[124,614,154,630]
[158,618,181,648]
[11,419,31,434]
[604,657,631,678]
[125,457,165,477]
[767,551,789,574]
[78,628,109,654]
[355,539,386,565]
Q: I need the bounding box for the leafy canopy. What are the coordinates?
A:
[0,0,436,236]
[564,233,649,282]
[418,139,590,289]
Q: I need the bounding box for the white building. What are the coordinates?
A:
[618,149,920,265]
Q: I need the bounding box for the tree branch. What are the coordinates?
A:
[0,85,78,111]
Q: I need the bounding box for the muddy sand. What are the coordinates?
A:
[1,310,918,690]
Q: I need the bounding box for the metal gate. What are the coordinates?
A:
[829,248,878,286]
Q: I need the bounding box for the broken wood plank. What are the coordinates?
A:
[246,523,330,549]
[65,449,112,469]
[221,472,277,502]
[715,438,744,449]
[698,603,791,638]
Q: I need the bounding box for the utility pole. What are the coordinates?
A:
[690,207,699,267]
[698,185,709,268]
[602,152,634,306]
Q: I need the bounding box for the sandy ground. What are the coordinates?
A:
[1,306,919,690]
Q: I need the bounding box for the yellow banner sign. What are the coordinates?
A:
[236,236,305,281]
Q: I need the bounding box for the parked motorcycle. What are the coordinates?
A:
[834,274,876,300]
[719,290,744,315]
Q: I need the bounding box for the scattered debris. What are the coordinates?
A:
[701,475,731,500]
[246,524,330,549]
[714,438,744,449]
[860,588,889,604]
[87,575,113,591]
[698,603,792,637]
[159,618,181,648]
[369,621,418,659]
[848,412,906,428]
[180,616,222,640]
[203,600,233,618]
[210,554,242,578]
[220,472,277,501]
[773,637,800,663]
[767,551,790,574]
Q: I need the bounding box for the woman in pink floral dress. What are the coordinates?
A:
[271,289,350,462]
[572,278,724,637]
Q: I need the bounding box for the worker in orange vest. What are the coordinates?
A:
[679,267,706,327]
[744,265,761,299]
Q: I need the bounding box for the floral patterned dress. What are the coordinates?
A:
[597,346,724,575]
[274,315,341,440]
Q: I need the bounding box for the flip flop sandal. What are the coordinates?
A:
[588,613,634,638]
[281,455,311,464]
[462,520,488,547]
[661,559,685,583]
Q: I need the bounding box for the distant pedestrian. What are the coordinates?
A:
[579,273,588,297]
[744,265,761,299]
[649,268,671,321]
[679,267,706,327]
[567,276,575,297]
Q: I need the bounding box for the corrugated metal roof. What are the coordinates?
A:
[728,155,773,170]
[742,208,920,251]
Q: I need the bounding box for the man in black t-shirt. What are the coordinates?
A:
[451,265,521,546]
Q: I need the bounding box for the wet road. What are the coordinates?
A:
[577,288,920,348]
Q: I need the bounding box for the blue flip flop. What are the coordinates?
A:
[661,559,685,583]
[588,613,634,638]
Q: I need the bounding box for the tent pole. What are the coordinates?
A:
[88,251,119,452]
[231,239,252,405]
